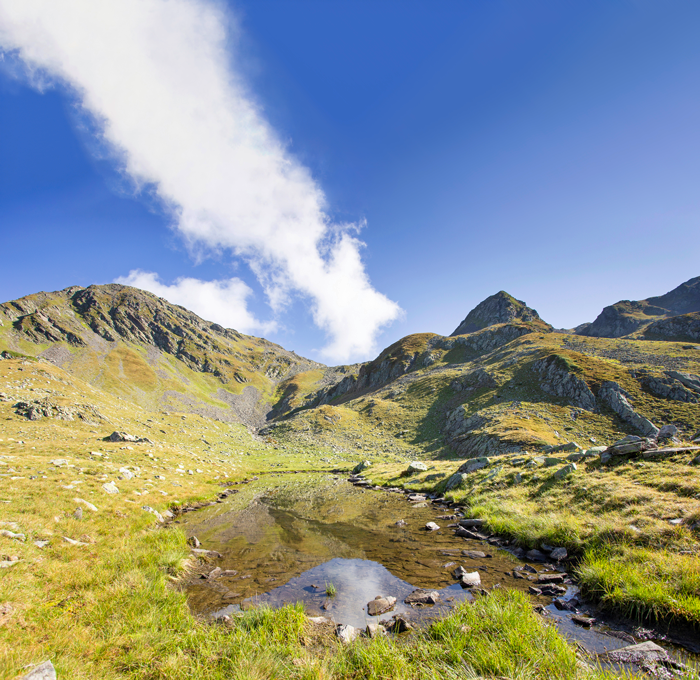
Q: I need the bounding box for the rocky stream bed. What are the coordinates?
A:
[176,472,699,678]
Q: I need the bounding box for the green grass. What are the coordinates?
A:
[325,582,337,597]
[578,546,700,626]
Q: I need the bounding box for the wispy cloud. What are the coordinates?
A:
[0,0,401,362]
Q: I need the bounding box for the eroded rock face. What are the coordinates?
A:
[578,275,700,338]
[643,312,700,342]
[638,372,699,403]
[444,408,522,458]
[451,291,548,336]
[597,381,659,437]
[533,355,596,411]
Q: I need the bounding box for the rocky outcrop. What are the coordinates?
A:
[577,300,670,338]
[638,371,700,403]
[532,354,596,411]
[643,312,700,343]
[450,368,498,392]
[451,291,549,336]
[598,381,659,437]
[438,323,548,356]
[646,275,700,314]
[14,399,105,423]
[578,275,700,338]
[444,409,521,458]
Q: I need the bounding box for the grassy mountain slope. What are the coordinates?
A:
[0,284,322,428]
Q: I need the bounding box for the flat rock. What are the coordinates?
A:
[539,584,567,596]
[308,616,332,624]
[458,518,486,528]
[571,614,595,626]
[404,589,440,605]
[526,549,547,562]
[102,482,119,494]
[191,548,222,558]
[537,573,566,584]
[404,461,428,474]
[425,522,440,531]
[20,661,56,680]
[367,595,396,616]
[601,641,669,664]
[462,550,487,559]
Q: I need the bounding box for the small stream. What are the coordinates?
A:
[177,473,698,674]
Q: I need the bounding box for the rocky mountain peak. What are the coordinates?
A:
[450,291,547,336]
[577,275,700,339]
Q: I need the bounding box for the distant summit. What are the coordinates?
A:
[450,291,548,336]
[578,275,700,339]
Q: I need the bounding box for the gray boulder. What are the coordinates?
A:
[444,472,468,491]
[352,460,372,474]
[403,461,428,475]
[457,457,490,474]
[657,424,679,441]
[404,589,440,605]
[552,464,576,480]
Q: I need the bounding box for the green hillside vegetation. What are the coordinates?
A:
[2,282,700,678]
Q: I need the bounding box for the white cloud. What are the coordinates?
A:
[0,0,401,362]
[115,270,276,336]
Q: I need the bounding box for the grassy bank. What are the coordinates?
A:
[1,515,623,679]
[359,447,700,630]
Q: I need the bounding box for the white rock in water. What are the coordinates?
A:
[460,571,481,587]
[425,522,440,531]
[102,482,119,494]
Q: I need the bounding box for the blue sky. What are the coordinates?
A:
[1,0,699,363]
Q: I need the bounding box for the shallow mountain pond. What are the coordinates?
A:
[177,473,698,670]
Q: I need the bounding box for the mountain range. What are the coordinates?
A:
[2,276,699,460]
